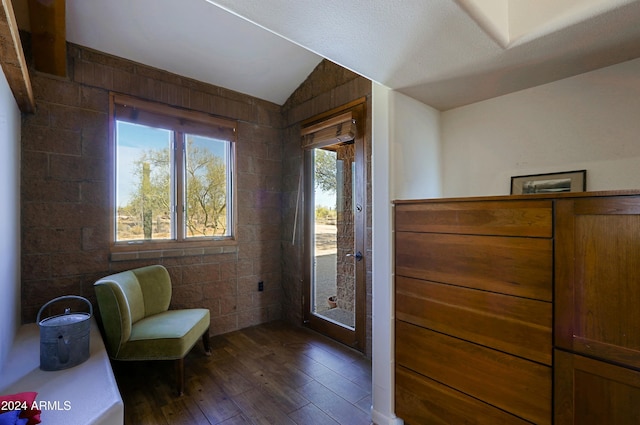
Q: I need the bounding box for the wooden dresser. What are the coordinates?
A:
[393,191,640,425]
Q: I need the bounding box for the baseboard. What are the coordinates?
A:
[371,408,404,425]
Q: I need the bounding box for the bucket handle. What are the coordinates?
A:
[37,295,93,323]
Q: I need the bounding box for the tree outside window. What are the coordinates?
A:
[111,94,235,248]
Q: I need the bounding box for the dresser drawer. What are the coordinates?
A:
[395,232,553,301]
[396,321,551,425]
[394,200,552,237]
[396,276,552,365]
[396,365,532,425]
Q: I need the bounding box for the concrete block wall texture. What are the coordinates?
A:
[336,144,356,313]
[20,36,372,354]
[21,43,283,336]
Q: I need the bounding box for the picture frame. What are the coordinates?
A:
[510,170,586,195]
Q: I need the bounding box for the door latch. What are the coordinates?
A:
[346,251,363,261]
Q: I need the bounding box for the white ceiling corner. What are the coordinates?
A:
[62,0,323,105]
[207,0,640,109]
[14,0,640,109]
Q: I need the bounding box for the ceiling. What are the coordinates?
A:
[14,0,640,110]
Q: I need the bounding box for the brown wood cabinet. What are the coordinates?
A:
[554,350,640,425]
[555,195,640,424]
[394,191,640,425]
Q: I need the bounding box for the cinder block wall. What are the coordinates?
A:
[21,43,283,335]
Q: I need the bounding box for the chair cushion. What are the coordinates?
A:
[115,309,210,360]
[110,271,146,325]
[131,265,172,316]
[94,275,144,356]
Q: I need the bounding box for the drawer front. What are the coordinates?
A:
[395,232,553,301]
[396,321,551,425]
[396,276,552,365]
[396,365,531,425]
[395,200,552,237]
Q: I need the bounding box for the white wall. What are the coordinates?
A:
[442,58,640,197]
[0,68,22,370]
[390,92,442,200]
[373,57,640,424]
[371,85,441,425]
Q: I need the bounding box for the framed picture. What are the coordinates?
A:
[511,170,586,195]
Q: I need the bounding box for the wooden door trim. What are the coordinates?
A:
[302,100,366,351]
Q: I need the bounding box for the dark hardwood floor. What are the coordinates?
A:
[112,321,373,425]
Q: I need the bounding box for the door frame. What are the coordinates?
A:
[302,99,366,351]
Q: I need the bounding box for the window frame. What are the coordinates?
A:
[109,93,238,254]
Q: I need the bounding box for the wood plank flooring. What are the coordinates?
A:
[112,321,373,425]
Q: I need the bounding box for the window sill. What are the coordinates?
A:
[110,241,238,262]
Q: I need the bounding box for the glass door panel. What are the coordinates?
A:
[312,146,356,330]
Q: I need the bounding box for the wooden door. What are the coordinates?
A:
[555,196,640,368]
[555,349,640,424]
[301,101,367,351]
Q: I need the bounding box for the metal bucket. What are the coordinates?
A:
[37,295,93,371]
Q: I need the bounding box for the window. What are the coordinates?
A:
[110,94,236,250]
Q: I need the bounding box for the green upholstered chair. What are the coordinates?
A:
[94,265,211,395]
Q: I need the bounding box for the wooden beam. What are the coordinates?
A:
[0,0,35,112]
[28,0,66,77]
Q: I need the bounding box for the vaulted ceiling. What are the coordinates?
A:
[14,0,640,110]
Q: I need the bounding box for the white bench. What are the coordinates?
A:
[0,318,124,425]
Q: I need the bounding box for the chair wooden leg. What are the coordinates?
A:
[202,329,211,356]
[175,358,184,396]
